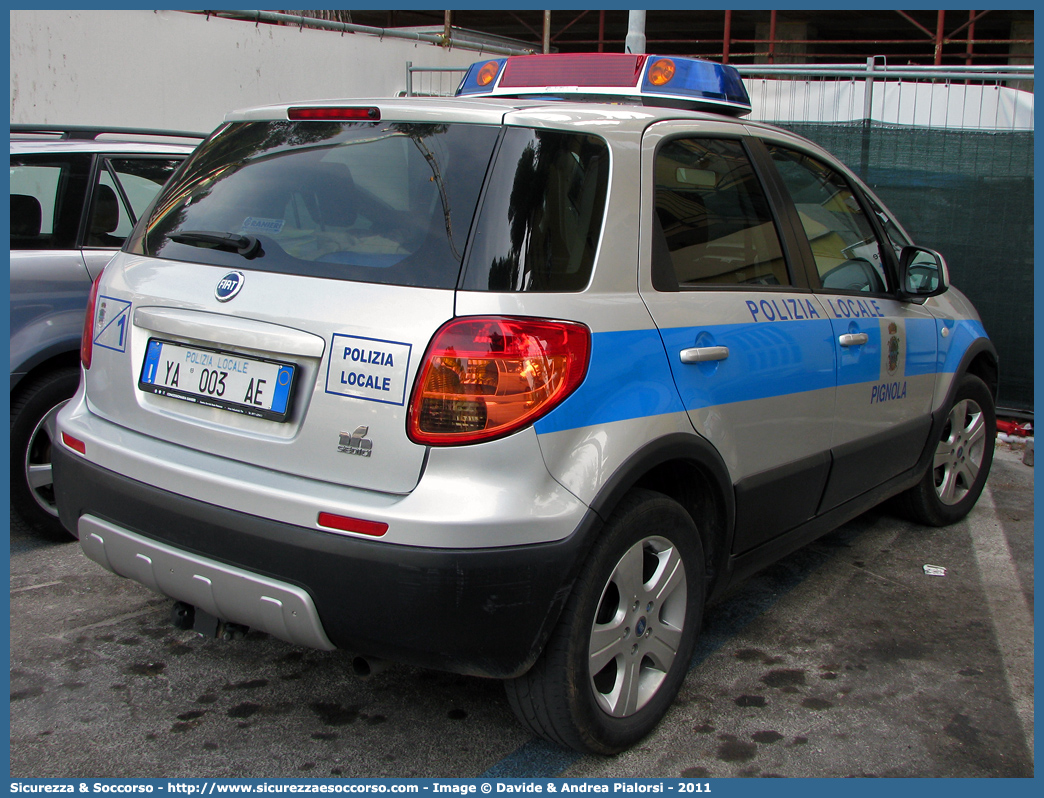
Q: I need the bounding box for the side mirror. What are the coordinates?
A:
[898,246,949,300]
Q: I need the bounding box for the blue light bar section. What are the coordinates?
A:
[457,59,507,96]
[454,54,751,116]
[641,58,751,115]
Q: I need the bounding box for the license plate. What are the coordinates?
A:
[139,339,296,421]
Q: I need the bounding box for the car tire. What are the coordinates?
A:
[505,488,705,754]
[900,374,996,527]
[10,366,80,540]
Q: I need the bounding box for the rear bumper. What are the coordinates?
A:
[78,515,337,651]
[54,445,599,678]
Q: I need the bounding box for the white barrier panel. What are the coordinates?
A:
[745,78,1034,131]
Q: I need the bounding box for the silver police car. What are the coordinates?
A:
[54,54,997,754]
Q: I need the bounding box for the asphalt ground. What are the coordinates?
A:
[9,444,1034,779]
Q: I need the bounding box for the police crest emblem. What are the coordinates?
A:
[887,322,901,375]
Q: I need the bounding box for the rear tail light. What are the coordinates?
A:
[80,271,104,370]
[408,317,589,446]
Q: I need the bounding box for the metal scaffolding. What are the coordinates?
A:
[259,10,1033,67]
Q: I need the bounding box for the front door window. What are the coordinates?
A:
[766,145,889,294]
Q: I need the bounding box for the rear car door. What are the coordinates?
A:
[10,152,94,376]
[638,122,837,554]
[10,151,186,377]
[759,140,938,511]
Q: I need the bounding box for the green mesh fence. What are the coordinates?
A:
[780,123,1034,411]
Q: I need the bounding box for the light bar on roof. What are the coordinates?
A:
[456,53,751,116]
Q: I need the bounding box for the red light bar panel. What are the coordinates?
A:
[288,107,380,121]
[499,54,646,89]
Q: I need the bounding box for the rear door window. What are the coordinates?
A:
[87,158,183,248]
[9,154,91,249]
[653,137,789,288]
[130,121,499,289]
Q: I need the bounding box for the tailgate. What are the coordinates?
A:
[85,255,450,495]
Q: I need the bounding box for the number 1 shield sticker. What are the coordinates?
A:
[93,296,132,354]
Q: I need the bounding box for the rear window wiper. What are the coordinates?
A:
[169,230,262,259]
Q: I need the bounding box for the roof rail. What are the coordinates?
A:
[10,124,207,141]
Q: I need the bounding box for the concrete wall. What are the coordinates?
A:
[10,10,473,134]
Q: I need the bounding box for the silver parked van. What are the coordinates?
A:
[54,55,997,754]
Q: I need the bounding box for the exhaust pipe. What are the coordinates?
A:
[351,655,391,679]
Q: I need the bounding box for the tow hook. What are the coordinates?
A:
[170,601,249,641]
[170,601,194,630]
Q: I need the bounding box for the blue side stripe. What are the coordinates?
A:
[534,328,685,435]
[537,320,837,435]
[901,317,941,377]
[834,316,939,385]
[536,318,988,437]
[937,319,989,374]
[659,319,836,407]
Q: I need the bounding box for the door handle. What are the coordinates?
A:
[680,346,729,364]
[838,333,869,347]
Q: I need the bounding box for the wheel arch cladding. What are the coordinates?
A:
[587,433,735,598]
[965,347,999,401]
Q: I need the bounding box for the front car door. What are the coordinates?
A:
[758,138,938,511]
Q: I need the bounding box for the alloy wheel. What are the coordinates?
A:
[933,397,987,505]
[588,536,688,717]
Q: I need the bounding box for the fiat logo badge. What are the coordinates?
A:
[216,271,245,302]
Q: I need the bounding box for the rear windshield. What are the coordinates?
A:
[128,121,500,289]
